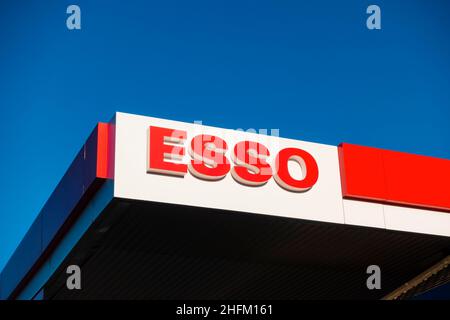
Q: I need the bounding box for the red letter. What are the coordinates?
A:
[188,134,230,180]
[231,141,272,186]
[274,148,318,192]
[147,126,187,176]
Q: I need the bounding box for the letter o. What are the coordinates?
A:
[273,148,319,192]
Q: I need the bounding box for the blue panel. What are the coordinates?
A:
[41,150,85,248]
[32,289,44,300]
[0,124,102,299]
[0,215,42,300]
[42,126,99,250]
[16,260,50,300]
[17,181,114,300]
[413,282,450,300]
[84,125,99,187]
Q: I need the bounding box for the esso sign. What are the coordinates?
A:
[147,126,319,192]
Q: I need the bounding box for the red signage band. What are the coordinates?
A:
[96,122,114,179]
[338,143,450,212]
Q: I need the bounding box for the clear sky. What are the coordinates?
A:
[0,0,449,271]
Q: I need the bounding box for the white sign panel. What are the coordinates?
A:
[113,112,345,224]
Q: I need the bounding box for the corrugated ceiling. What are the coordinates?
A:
[43,199,450,299]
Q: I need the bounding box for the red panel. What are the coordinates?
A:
[338,143,386,202]
[383,149,450,211]
[96,122,114,179]
[338,143,450,212]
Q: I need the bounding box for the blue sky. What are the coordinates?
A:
[0,0,449,271]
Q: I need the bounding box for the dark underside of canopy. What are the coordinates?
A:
[43,199,450,300]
